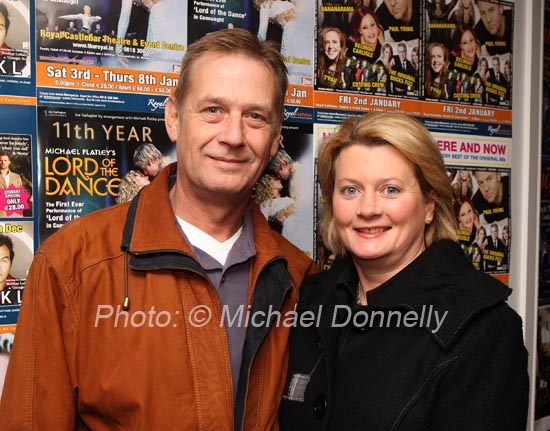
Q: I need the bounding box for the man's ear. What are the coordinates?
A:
[165,95,179,142]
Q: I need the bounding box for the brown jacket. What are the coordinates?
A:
[0,164,316,430]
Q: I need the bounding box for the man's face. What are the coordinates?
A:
[490,226,498,241]
[0,245,12,289]
[398,45,407,62]
[384,0,412,22]
[165,52,280,203]
[492,58,501,73]
[140,158,161,177]
[474,171,502,205]
[477,1,504,36]
[0,156,11,171]
[0,13,7,47]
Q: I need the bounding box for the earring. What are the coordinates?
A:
[425,216,433,224]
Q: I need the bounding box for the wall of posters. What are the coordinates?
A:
[0,0,518,399]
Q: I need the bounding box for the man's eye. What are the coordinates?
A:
[207,107,220,114]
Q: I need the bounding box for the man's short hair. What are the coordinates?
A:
[0,2,10,33]
[0,151,12,160]
[0,234,14,262]
[268,148,292,173]
[172,28,288,125]
[133,144,163,166]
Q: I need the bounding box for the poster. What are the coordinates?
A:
[37,106,175,242]
[255,122,315,257]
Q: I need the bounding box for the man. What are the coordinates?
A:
[484,222,506,271]
[0,152,22,189]
[486,55,507,104]
[472,170,510,223]
[133,143,173,178]
[391,42,416,94]
[0,233,16,291]
[0,29,315,430]
[375,0,420,41]
[0,2,28,76]
[474,0,512,56]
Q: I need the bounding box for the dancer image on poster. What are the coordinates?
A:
[451,169,474,198]
[317,26,346,89]
[472,169,510,223]
[133,143,173,178]
[254,173,295,233]
[256,0,313,84]
[425,42,451,100]
[58,5,101,34]
[474,0,512,56]
[116,170,151,204]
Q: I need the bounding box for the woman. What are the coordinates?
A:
[279,112,528,430]
[426,0,458,44]
[454,195,478,245]
[451,169,474,198]
[347,7,383,63]
[116,169,150,204]
[450,24,480,74]
[425,42,450,100]
[317,26,346,88]
[254,173,295,233]
[375,43,394,94]
[470,224,488,271]
[449,0,475,28]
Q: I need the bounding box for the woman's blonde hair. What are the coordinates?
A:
[317,112,458,255]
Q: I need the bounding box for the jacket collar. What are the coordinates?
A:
[121,163,290,272]
[313,240,511,350]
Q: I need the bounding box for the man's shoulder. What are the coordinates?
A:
[39,203,130,266]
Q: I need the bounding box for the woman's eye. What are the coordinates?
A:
[384,186,399,195]
[342,186,358,196]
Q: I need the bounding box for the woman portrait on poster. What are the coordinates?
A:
[317,26,346,89]
[474,56,490,81]
[451,169,473,198]
[425,42,450,100]
[375,43,394,94]
[470,224,488,271]
[411,46,419,73]
[450,24,481,75]
[449,0,475,28]
[454,195,479,245]
[347,7,383,64]
[426,0,458,44]
[278,112,528,430]
[255,173,295,233]
[116,170,151,204]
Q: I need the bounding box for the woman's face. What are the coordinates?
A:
[268,176,283,196]
[459,170,469,180]
[479,58,488,71]
[359,14,378,47]
[478,227,486,242]
[412,50,419,64]
[503,228,509,241]
[430,46,445,73]
[134,172,151,188]
[383,46,392,61]
[332,144,434,272]
[462,0,472,8]
[458,201,475,231]
[460,30,477,61]
[324,31,342,61]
